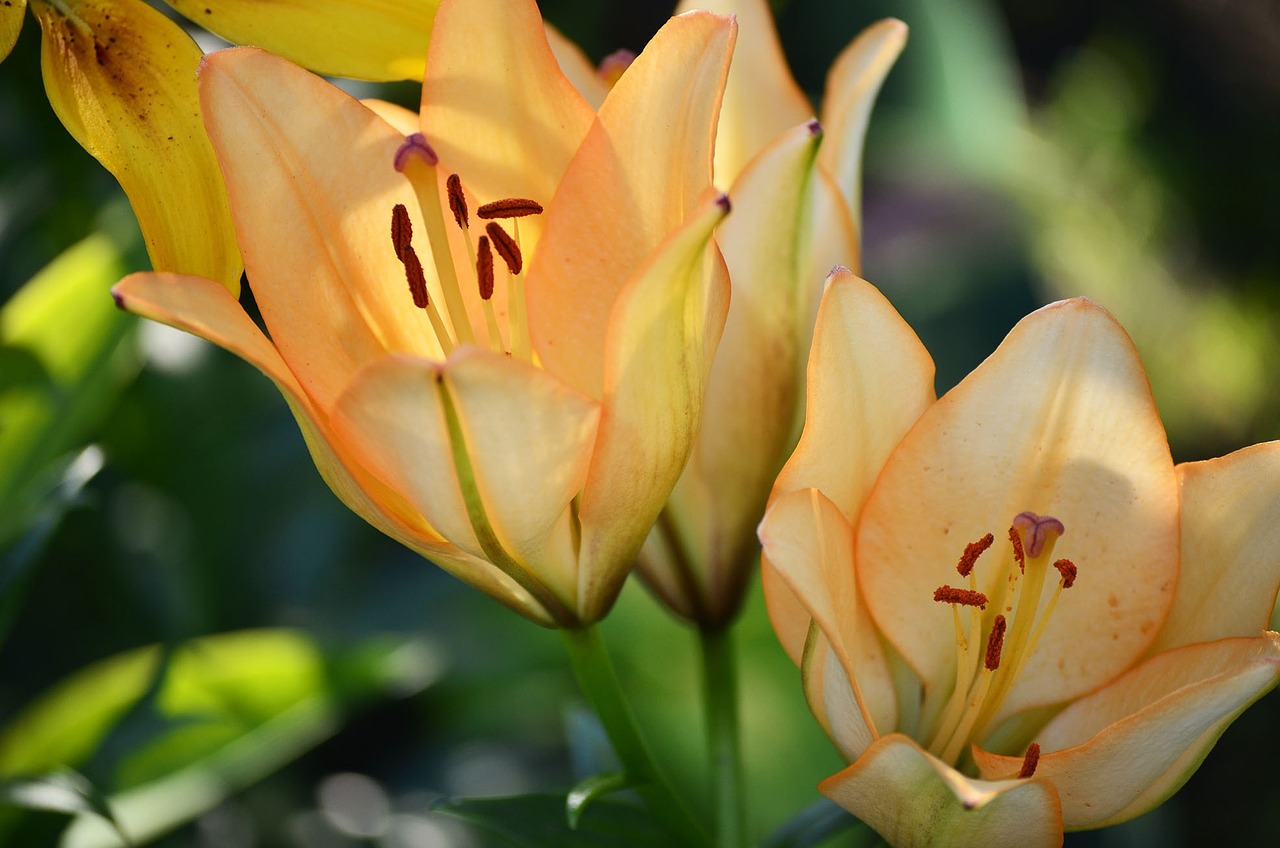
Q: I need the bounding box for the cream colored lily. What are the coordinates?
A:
[759,268,1280,846]
[636,0,906,625]
[112,0,737,628]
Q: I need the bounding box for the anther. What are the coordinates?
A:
[1013,512,1066,558]
[933,586,989,608]
[399,244,430,309]
[1008,526,1025,573]
[486,222,523,274]
[1054,559,1077,589]
[477,198,544,219]
[1018,742,1041,778]
[956,533,995,577]
[394,132,439,172]
[984,615,1007,671]
[476,236,495,301]
[390,203,413,261]
[446,173,468,230]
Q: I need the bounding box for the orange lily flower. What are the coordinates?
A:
[760,268,1280,845]
[111,0,737,627]
[635,0,907,625]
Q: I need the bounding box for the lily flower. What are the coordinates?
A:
[111,0,738,627]
[759,268,1280,845]
[636,0,907,625]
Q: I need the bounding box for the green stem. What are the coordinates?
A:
[700,625,746,848]
[560,626,709,847]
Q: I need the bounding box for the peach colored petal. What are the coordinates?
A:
[1149,442,1280,653]
[975,634,1280,828]
[822,734,1063,848]
[200,48,442,410]
[526,11,735,398]
[545,22,610,109]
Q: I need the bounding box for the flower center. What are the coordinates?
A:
[925,511,1078,768]
[390,132,543,361]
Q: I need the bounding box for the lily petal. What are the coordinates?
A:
[419,0,594,255]
[575,192,731,623]
[545,22,610,110]
[441,348,600,610]
[111,272,547,623]
[760,487,896,758]
[200,47,441,410]
[361,98,420,136]
[857,299,1179,718]
[1149,442,1280,653]
[526,10,736,399]
[675,0,813,188]
[648,120,829,621]
[974,634,1280,828]
[821,734,1063,848]
[817,18,907,234]
[0,0,24,63]
[330,353,585,624]
[773,268,935,520]
[33,0,241,290]
[761,552,811,666]
[162,0,436,81]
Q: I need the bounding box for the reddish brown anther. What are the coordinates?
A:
[1054,559,1078,589]
[956,533,995,577]
[477,198,543,219]
[447,173,469,229]
[985,615,1007,671]
[476,235,495,301]
[390,203,413,261]
[400,244,430,309]
[933,586,989,609]
[1018,742,1041,778]
[1009,526,1026,573]
[485,222,523,274]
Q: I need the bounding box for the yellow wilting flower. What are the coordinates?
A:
[759,268,1280,846]
[112,0,738,628]
[633,0,907,626]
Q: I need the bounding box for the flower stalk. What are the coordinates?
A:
[699,624,746,848]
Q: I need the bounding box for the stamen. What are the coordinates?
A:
[933,586,989,608]
[1008,525,1025,573]
[477,198,544,219]
[1013,511,1066,558]
[1018,743,1041,779]
[391,203,413,261]
[446,173,469,230]
[956,533,995,577]
[394,133,474,346]
[1054,559,1077,588]
[400,244,429,309]
[476,236,495,300]
[486,222,523,274]
[984,615,1007,671]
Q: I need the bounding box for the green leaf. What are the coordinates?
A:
[0,629,438,847]
[432,792,668,848]
[762,798,874,848]
[0,769,131,845]
[566,772,629,829]
[0,233,140,549]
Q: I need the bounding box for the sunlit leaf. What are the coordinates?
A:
[0,234,139,550]
[566,772,628,829]
[0,770,130,845]
[0,630,439,847]
[32,0,242,290]
[162,0,438,81]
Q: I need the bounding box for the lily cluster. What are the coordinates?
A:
[23,0,1278,843]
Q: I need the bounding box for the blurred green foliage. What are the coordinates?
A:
[1,0,1278,846]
